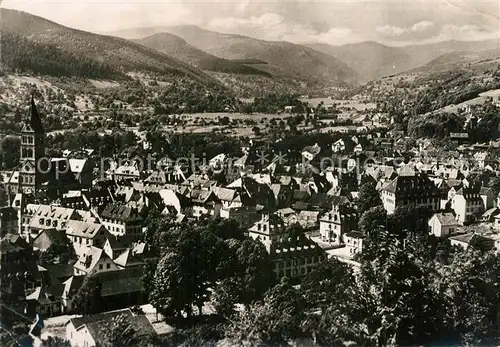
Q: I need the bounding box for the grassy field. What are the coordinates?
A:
[177,112,294,121]
[439,88,500,114]
[302,97,376,111]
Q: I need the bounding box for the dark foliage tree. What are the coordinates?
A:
[300,257,355,309]
[99,313,155,347]
[38,241,76,266]
[0,136,21,169]
[358,205,387,235]
[357,181,383,215]
[227,278,305,345]
[236,239,277,307]
[40,336,71,347]
[73,272,103,314]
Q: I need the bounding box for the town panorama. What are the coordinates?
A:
[0,2,499,346]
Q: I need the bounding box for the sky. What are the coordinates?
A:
[2,0,499,46]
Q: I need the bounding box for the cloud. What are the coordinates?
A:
[376,25,407,37]
[207,12,361,45]
[2,1,498,45]
[411,21,435,32]
[376,21,435,37]
[439,24,499,41]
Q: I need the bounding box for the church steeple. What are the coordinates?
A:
[19,95,46,194]
[22,94,45,134]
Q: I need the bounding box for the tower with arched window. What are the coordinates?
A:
[19,96,46,194]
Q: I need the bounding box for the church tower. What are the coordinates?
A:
[19,96,46,194]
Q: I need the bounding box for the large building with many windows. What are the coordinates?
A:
[381,173,441,214]
[248,214,326,281]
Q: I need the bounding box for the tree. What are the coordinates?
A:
[358,205,387,235]
[352,231,449,346]
[300,257,355,309]
[227,278,305,345]
[388,206,433,236]
[149,224,236,320]
[73,272,103,314]
[211,277,240,319]
[204,218,245,241]
[99,313,155,347]
[236,240,277,306]
[437,250,500,345]
[40,336,71,347]
[38,241,76,266]
[0,136,21,169]
[150,251,194,319]
[358,181,383,215]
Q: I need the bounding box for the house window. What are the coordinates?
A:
[99,264,103,270]
[106,263,111,269]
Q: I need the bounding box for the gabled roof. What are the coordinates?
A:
[27,282,64,304]
[382,174,439,196]
[292,190,310,202]
[345,230,365,239]
[62,275,85,298]
[74,246,112,273]
[105,237,128,252]
[189,189,217,204]
[68,309,134,329]
[68,159,87,174]
[101,203,142,222]
[455,187,483,201]
[450,232,495,250]
[86,314,155,346]
[32,205,78,221]
[66,220,107,239]
[32,228,68,245]
[213,187,238,202]
[479,187,494,196]
[113,248,143,268]
[431,213,457,226]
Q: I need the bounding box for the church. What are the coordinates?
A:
[4,96,93,203]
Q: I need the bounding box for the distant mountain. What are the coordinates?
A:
[134,33,271,77]
[305,41,412,82]
[418,49,500,71]
[305,39,500,82]
[401,39,500,66]
[114,25,359,85]
[0,9,220,86]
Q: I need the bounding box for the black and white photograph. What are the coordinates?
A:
[0,0,499,346]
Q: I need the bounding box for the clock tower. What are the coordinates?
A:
[19,96,46,194]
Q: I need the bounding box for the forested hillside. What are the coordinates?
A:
[1,32,124,79]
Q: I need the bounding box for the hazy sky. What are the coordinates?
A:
[2,0,499,46]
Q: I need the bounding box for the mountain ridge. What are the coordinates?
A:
[0,9,222,87]
[113,25,360,85]
[305,39,500,81]
[133,33,272,77]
